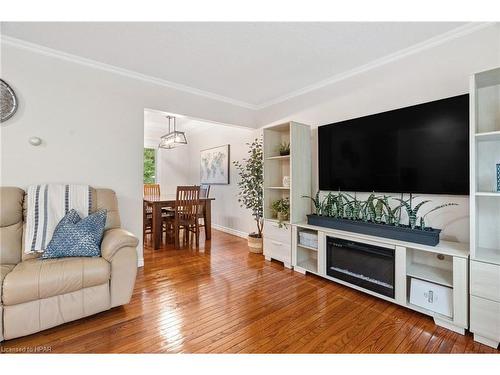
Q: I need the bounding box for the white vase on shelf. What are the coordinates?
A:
[282,176,290,188]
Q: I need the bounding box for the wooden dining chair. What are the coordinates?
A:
[200,184,210,199]
[144,184,160,197]
[143,185,159,243]
[197,184,210,229]
[165,186,201,249]
[144,184,169,245]
[143,200,153,242]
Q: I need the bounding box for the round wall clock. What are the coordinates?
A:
[1,79,18,123]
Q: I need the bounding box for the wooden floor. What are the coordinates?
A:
[1,230,498,354]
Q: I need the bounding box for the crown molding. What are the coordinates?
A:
[255,22,496,109]
[1,22,495,112]
[0,35,259,110]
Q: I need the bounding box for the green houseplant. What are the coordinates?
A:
[271,197,290,227]
[233,138,264,253]
[278,141,290,156]
[302,191,458,246]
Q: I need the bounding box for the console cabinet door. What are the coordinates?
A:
[264,220,291,244]
[471,261,500,302]
[264,237,291,264]
[470,295,500,342]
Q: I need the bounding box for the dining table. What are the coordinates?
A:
[143,194,215,250]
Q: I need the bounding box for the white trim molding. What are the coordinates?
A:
[256,22,496,109]
[0,35,259,110]
[212,224,248,239]
[1,22,495,112]
[137,257,144,268]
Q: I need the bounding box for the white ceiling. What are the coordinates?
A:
[1,22,468,107]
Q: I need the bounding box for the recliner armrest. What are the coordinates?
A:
[101,228,138,261]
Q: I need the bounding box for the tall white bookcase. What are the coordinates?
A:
[263,122,311,268]
[470,67,500,349]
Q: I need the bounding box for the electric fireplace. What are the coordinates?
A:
[326,236,395,298]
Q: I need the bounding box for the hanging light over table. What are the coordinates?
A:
[158,115,187,149]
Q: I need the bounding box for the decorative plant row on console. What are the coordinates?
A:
[302,192,457,246]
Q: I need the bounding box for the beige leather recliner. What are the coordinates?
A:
[0,186,139,341]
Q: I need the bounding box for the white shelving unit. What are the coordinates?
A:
[266,155,290,161]
[406,263,453,288]
[293,227,321,275]
[475,192,500,197]
[266,186,290,190]
[297,243,318,252]
[292,222,469,334]
[475,131,500,142]
[470,67,500,349]
[263,122,312,268]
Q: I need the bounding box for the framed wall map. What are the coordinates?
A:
[200,144,230,185]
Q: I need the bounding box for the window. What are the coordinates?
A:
[143,148,156,183]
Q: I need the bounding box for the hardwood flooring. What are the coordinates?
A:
[1,230,498,354]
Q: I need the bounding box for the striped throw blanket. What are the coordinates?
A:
[24,184,92,253]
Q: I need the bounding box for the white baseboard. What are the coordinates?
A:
[212,224,248,239]
[137,258,144,267]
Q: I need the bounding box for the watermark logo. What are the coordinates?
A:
[0,345,52,353]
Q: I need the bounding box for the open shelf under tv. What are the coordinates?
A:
[292,222,469,335]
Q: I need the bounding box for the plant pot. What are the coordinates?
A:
[277,212,289,222]
[279,150,290,156]
[306,214,441,246]
[247,234,263,253]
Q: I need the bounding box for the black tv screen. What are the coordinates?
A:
[318,94,469,195]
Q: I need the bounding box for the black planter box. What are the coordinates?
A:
[306,215,441,246]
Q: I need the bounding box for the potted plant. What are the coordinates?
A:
[271,197,290,227]
[278,141,290,156]
[233,138,264,253]
[303,191,458,246]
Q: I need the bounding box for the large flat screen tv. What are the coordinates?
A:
[318,94,469,195]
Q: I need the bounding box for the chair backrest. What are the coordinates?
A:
[0,187,122,264]
[200,184,210,199]
[144,184,160,197]
[0,187,24,265]
[175,186,200,222]
[22,187,122,261]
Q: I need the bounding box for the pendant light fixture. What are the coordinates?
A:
[158,115,187,149]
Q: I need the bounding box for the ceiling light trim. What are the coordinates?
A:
[255,22,495,109]
[0,35,259,110]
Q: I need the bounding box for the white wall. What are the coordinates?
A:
[0,42,256,266]
[258,24,500,243]
[256,24,500,126]
[185,125,259,236]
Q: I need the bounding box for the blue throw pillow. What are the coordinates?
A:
[43,209,107,259]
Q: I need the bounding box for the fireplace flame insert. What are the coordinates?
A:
[326,236,395,298]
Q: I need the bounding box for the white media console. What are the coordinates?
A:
[291,222,469,335]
